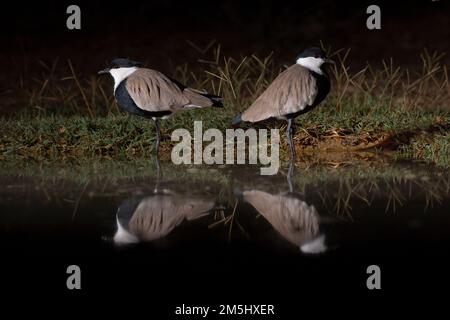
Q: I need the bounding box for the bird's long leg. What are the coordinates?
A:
[153,118,161,158]
[286,118,296,160]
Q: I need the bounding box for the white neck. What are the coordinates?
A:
[296,57,324,75]
[300,234,327,254]
[110,67,138,91]
[114,216,139,245]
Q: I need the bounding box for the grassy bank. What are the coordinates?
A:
[1,46,449,166]
[1,104,448,166]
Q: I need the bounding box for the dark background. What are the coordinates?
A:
[1,1,449,115]
[1,0,449,75]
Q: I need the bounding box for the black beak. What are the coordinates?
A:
[325,59,336,65]
[98,68,110,75]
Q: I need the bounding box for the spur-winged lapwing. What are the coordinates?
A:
[99,58,223,157]
[232,47,334,159]
[233,163,327,254]
[114,191,215,244]
[241,189,326,253]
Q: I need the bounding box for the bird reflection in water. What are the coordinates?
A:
[239,161,327,254]
[114,160,216,244]
[114,193,215,245]
[114,160,327,253]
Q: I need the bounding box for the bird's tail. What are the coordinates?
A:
[201,92,224,108]
[184,89,224,108]
[231,113,242,128]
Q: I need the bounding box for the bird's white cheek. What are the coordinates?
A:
[296,57,324,75]
[110,67,138,91]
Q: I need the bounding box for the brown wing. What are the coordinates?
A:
[125,68,214,112]
[243,190,319,245]
[241,64,318,122]
[128,195,215,241]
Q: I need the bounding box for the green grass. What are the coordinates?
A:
[2,46,450,166]
[1,104,448,165]
[399,131,450,167]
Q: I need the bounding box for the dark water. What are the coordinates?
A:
[1,161,450,315]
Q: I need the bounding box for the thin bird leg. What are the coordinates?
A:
[286,118,296,160]
[154,118,161,158]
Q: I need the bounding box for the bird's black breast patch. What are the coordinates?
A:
[311,73,331,107]
[117,196,144,229]
[115,79,172,119]
[285,73,330,119]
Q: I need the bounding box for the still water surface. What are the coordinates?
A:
[1,160,449,310]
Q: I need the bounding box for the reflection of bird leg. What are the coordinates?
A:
[286,118,296,161]
[154,118,161,158]
[155,156,162,179]
[154,156,162,193]
[287,159,295,193]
